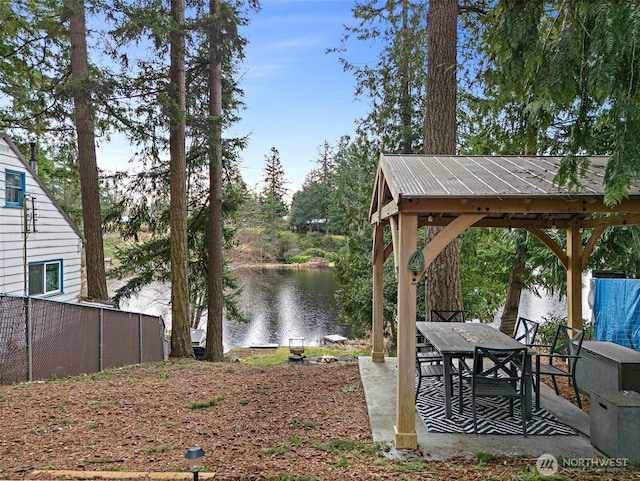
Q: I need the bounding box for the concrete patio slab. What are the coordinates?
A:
[359,356,602,461]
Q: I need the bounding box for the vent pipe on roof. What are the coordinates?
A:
[29,142,38,173]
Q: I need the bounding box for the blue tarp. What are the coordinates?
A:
[593,278,640,350]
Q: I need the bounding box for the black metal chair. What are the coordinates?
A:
[415,359,445,402]
[512,317,540,347]
[415,309,466,402]
[534,325,584,409]
[471,346,529,435]
[416,332,443,364]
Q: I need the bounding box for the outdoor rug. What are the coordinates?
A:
[416,379,576,435]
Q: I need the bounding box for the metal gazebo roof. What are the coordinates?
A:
[370,154,640,229]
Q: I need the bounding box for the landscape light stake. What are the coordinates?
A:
[185,445,205,481]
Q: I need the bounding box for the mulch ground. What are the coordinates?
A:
[0,358,637,481]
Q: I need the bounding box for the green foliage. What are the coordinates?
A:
[189,395,225,409]
[458,229,510,322]
[259,147,289,240]
[313,439,359,455]
[474,452,503,465]
[391,458,426,472]
[140,445,172,455]
[51,418,73,425]
[586,225,640,278]
[262,444,292,457]
[289,180,328,233]
[302,248,326,258]
[286,255,310,264]
[536,315,593,345]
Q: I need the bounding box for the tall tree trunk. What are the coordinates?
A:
[205,0,225,362]
[68,0,108,302]
[399,0,412,153]
[423,0,462,315]
[169,0,192,357]
[500,262,524,335]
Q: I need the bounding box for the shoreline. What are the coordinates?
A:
[231,259,332,270]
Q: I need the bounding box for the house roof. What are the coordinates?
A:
[370,154,640,230]
[0,131,84,241]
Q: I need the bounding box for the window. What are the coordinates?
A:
[5,169,25,207]
[28,260,62,296]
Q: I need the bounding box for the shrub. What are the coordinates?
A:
[287,255,310,264]
[303,248,326,258]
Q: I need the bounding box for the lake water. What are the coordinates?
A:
[112,268,348,351]
[113,269,592,352]
[222,268,348,350]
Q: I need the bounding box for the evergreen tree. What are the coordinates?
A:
[66,0,109,302]
[260,147,288,241]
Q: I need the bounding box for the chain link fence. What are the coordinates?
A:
[0,294,167,385]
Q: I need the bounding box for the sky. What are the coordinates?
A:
[97,0,372,197]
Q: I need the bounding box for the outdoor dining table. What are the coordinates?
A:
[416,321,533,420]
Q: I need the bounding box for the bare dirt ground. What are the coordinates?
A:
[0,358,637,481]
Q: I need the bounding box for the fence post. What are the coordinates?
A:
[99,307,104,372]
[139,313,143,364]
[26,296,32,382]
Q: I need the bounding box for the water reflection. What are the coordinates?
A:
[111,269,346,351]
[223,269,345,350]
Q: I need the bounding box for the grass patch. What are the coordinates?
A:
[69,369,116,382]
[289,436,304,446]
[11,384,29,391]
[289,417,317,429]
[189,395,225,409]
[334,455,353,468]
[392,459,427,472]
[262,444,292,457]
[511,467,572,481]
[313,439,359,455]
[140,445,172,455]
[230,346,368,366]
[51,418,73,425]
[474,452,503,465]
[90,399,117,409]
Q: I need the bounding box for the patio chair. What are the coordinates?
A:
[415,358,445,401]
[471,346,529,435]
[416,329,443,365]
[415,352,461,402]
[512,317,540,347]
[415,310,467,401]
[534,325,584,409]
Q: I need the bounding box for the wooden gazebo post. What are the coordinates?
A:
[371,223,386,362]
[394,212,418,449]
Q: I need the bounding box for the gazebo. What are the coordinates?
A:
[368,154,640,449]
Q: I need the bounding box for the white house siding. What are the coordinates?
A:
[0,133,83,302]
